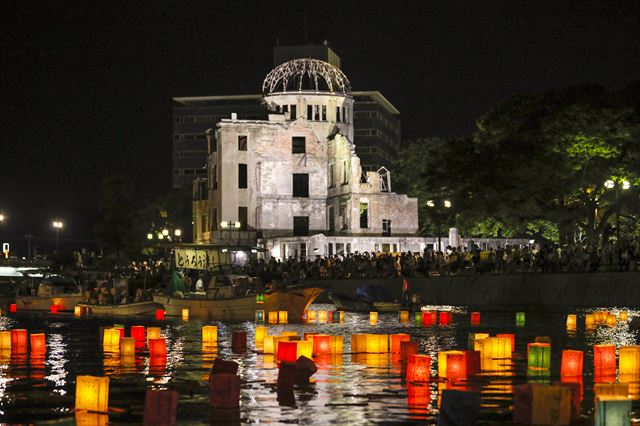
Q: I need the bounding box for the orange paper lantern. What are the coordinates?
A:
[566,314,577,330]
[560,350,583,377]
[606,315,617,327]
[619,312,629,322]
[75,375,109,413]
[619,346,640,376]
[278,311,288,324]
[30,333,46,354]
[11,329,28,352]
[312,335,331,355]
[399,311,410,323]
[406,354,431,382]
[0,331,11,350]
[390,334,410,353]
[369,312,378,325]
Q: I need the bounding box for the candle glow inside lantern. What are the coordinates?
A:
[399,311,410,323]
[50,304,59,314]
[130,326,145,341]
[278,311,288,324]
[155,309,165,320]
[102,328,121,350]
[30,333,46,354]
[370,312,378,325]
[75,375,109,413]
[618,346,640,376]
[438,350,464,378]
[268,311,278,324]
[390,334,410,353]
[445,352,468,380]
[255,326,267,348]
[439,312,452,325]
[312,335,331,355]
[516,312,525,326]
[406,354,431,382]
[181,308,189,321]
[477,337,512,371]
[496,333,515,352]
[619,311,629,322]
[366,334,389,353]
[566,314,577,330]
[560,350,584,377]
[202,326,218,346]
[606,315,617,327]
[585,314,595,328]
[9,304,17,314]
[74,306,82,317]
[527,343,551,370]
[318,310,328,324]
[0,331,10,350]
[149,338,167,357]
[594,344,617,378]
[470,312,481,325]
[307,310,317,323]
[120,337,135,357]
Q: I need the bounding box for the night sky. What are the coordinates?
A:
[1,1,639,254]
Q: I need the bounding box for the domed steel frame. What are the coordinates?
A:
[262,58,351,95]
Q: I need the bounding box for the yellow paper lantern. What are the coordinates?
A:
[438,350,464,378]
[268,311,278,324]
[74,306,82,317]
[585,314,595,327]
[606,315,617,327]
[566,314,577,330]
[315,310,326,324]
[181,308,189,321]
[263,335,279,355]
[370,312,378,325]
[147,327,161,344]
[337,311,345,323]
[75,375,109,413]
[351,334,369,353]
[255,326,267,348]
[0,331,11,350]
[278,311,288,324]
[330,335,344,354]
[307,310,317,323]
[469,333,490,350]
[619,311,629,322]
[280,331,298,338]
[365,334,389,353]
[120,337,135,357]
[619,346,640,376]
[399,311,410,323]
[297,340,313,359]
[477,337,512,371]
[202,325,218,346]
[102,328,121,350]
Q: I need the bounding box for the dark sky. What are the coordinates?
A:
[1,1,639,253]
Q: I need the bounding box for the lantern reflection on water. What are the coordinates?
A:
[594,345,617,379]
[406,354,431,382]
[619,346,640,376]
[560,350,584,377]
[75,375,109,413]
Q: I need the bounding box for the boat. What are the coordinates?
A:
[328,285,404,312]
[76,300,161,316]
[154,285,324,322]
[14,270,83,312]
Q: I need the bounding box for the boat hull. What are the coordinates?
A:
[154,287,324,322]
[77,301,161,316]
[16,294,83,312]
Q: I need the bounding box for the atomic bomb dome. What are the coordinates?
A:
[262,58,351,95]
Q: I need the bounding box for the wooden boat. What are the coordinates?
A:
[14,270,83,312]
[329,290,403,313]
[76,300,161,316]
[154,286,324,322]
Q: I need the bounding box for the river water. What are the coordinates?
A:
[0,303,639,424]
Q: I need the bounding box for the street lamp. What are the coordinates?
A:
[0,214,5,222]
[426,199,452,252]
[174,229,182,242]
[52,220,64,252]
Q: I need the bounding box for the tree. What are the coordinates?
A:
[96,175,137,261]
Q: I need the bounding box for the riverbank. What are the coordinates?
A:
[308,271,640,309]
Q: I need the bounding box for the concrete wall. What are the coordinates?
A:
[307,272,640,309]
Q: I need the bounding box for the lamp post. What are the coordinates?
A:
[426,199,452,252]
[604,179,630,242]
[52,220,64,252]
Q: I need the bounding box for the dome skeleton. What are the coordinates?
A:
[262,58,351,95]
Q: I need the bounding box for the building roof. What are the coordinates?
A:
[262,58,351,95]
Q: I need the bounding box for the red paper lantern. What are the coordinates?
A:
[439,312,452,325]
[406,354,431,382]
[401,341,419,363]
[390,334,411,353]
[231,331,247,352]
[560,350,583,377]
[148,337,167,357]
[470,312,481,326]
[9,304,17,313]
[312,335,331,355]
[130,326,145,341]
[277,341,298,363]
[303,332,319,341]
[421,311,435,326]
[155,309,165,320]
[30,333,46,354]
[496,333,515,352]
[11,329,28,352]
[594,344,616,378]
[50,304,59,314]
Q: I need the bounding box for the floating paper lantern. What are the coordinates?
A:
[0,331,10,350]
[280,331,298,338]
[278,311,288,324]
[155,309,165,320]
[401,341,419,363]
[370,312,378,325]
[516,312,525,327]
[9,304,16,314]
[513,384,571,425]
[390,334,410,353]
[147,327,161,344]
[149,337,167,357]
[594,311,607,324]
[102,328,121,350]
[277,341,298,362]
[595,396,632,426]
[307,310,317,323]
[330,336,344,354]
[336,311,345,323]
[560,350,583,377]
[350,334,367,353]
[255,326,267,348]
[619,311,629,322]
[296,340,313,359]
[406,354,431,382]
[130,326,145,341]
[181,308,189,321]
[606,315,617,327]
[527,343,551,370]
[263,335,276,354]
[594,383,629,401]
[30,333,46,354]
[445,353,467,380]
[438,350,464,378]
[327,311,334,322]
[594,344,616,378]
[618,346,640,376]
[74,306,82,317]
[75,375,109,413]
[113,325,125,339]
[318,310,328,324]
[120,337,135,357]
[366,334,389,353]
[399,311,409,323]
[50,304,59,314]
[478,337,512,371]
[255,293,265,304]
[255,310,264,322]
[439,312,452,325]
[585,314,595,328]
[468,333,489,350]
[470,312,481,326]
[268,311,278,324]
[312,335,331,355]
[421,311,435,326]
[496,334,515,352]
[415,312,422,324]
[566,314,577,330]
[202,326,218,346]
